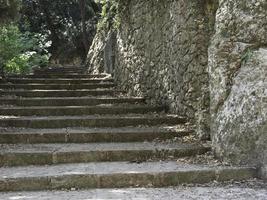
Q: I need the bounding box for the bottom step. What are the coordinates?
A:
[0,161,256,191]
[0,186,266,200]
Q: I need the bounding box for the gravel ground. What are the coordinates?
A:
[0,180,266,200]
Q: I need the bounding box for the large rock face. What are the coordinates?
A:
[209,0,267,172]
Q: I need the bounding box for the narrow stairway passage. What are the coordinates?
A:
[0,66,257,193]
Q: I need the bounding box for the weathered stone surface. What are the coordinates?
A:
[0,142,209,166]
[0,104,165,116]
[0,126,191,144]
[86,0,267,178]
[0,161,256,191]
[0,114,186,129]
[0,65,262,193]
[0,89,117,98]
[0,97,145,107]
[260,164,267,180]
[209,0,267,170]
[1,186,267,200]
[2,77,114,84]
[0,83,115,90]
[87,30,117,74]
[88,0,218,139]
[87,31,107,74]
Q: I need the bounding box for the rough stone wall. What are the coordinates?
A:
[87,31,107,74]
[87,0,267,177]
[113,0,216,139]
[87,30,116,74]
[209,0,267,173]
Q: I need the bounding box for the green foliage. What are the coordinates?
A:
[5,53,31,74]
[241,49,253,64]
[0,0,21,24]
[0,25,22,66]
[0,0,101,70]
[0,24,50,74]
[19,0,100,63]
[96,0,120,31]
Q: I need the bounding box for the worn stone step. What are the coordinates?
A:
[0,97,145,107]
[0,127,191,144]
[0,161,256,191]
[8,74,107,79]
[0,105,165,116]
[35,67,85,70]
[32,72,86,76]
[35,68,85,71]
[0,89,118,97]
[0,142,210,166]
[33,69,85,73]
[34,69,85,73]
[2,78,114,84]
[1,186,267,200]
[0,115,186,128]
[0,83,115,90]
[33,67,86,72]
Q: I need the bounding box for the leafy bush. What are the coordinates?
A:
[0,24,50,74]
[96,0,120,31]
[5,53,30,74]
[19,0,100,63]
[0,0,21,24]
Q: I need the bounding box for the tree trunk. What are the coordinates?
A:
[0,64,5,79]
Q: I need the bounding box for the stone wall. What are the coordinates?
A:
[209,0,267,175]
[111,0,216,139]
[87,0,267,177]
[87,31,107,74]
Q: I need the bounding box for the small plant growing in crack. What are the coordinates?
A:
[241,49,253,64]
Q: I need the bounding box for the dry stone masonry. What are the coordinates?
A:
[87,0,267,178]
[88,0,218,140]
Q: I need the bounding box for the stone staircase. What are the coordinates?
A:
[0,66,257,193]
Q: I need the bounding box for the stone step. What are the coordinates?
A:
[0,83,115,90]
[1,186,267,200]
[35,67,85,70]
[33,69,85,73]
[33,72,86,75]
[0,105,165,116]
[0,89,119,97]
[8,74,107,79]
[0,142,210,166]
[0,115,186,128]
[34,66,85,71]
[0,97,145,107]
[0,127,191,144]
[3,78,114,84]
[36,69,85,72]
[0,161,256,191]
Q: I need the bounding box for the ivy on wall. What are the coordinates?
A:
[96,0,120,31]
